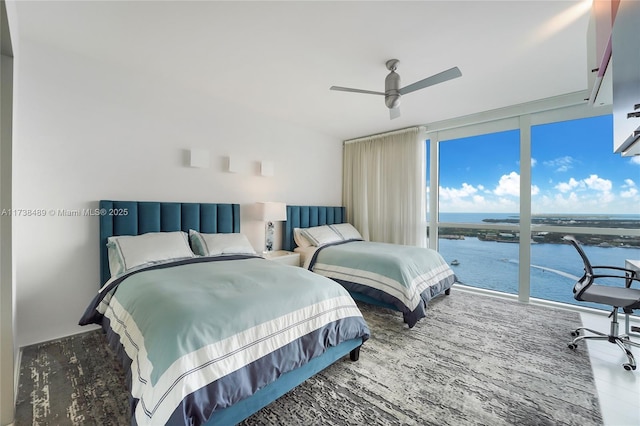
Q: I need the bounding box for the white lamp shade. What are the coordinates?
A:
[258,202,287,222]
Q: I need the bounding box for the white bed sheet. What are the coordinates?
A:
[294,246,319,269]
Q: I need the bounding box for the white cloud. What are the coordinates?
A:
[494,172,520,196]
[599,191,615,204]
[439,193,491,213]
[488,172,540,197]
[439,182,478,200]
[555,177,581,193]
[439,182,513,212]
[584,174,612,192]
[551,192,580,209]
[543,156,575,172]
[440,171,635,214]
[620,178,639,198]
[531,158,537,168]
[554,175,613,194]
[531,184,540,195]
[630,156,640,166]
[533,183,637,214]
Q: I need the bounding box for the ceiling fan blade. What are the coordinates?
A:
[390,107,401,120]
[330,86,385,96]
[399,66,462,95]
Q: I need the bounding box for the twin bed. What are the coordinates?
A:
[284,205,457,328]
[79,201,370,426]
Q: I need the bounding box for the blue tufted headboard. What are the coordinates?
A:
[283,205,346,252]
[99,200,240,285]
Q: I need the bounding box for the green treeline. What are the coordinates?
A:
[438,218,640,248]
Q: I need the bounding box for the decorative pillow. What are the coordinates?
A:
[293,228,312,248]
[189,230,257,256]
[107,231,194,277]
[330,223,363,241]
[299,225,342,247]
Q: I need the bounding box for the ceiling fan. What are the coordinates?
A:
[330,59,462,120]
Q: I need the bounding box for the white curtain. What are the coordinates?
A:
[342,127,427,247]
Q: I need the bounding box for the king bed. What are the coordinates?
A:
[79,200,370,426]
[284,205,457,328]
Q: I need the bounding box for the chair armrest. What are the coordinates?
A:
[592,265,637,277]
[592,274,640,288]
[592,266,637,287]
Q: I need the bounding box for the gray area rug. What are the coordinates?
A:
[16,290,602,425]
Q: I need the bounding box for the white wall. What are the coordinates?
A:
[0,0,15,420]
[13,40,343,347]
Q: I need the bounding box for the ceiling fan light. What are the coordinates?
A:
[385,95,401,109]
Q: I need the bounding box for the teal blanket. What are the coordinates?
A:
[80,256,370,425]
[309,241,457,327]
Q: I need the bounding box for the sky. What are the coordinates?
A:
[432,114,640,215]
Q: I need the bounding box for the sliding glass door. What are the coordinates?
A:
[530,115,640,308]
[437,129,521,294]
[429,108,640,310]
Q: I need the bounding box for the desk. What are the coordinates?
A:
[624,259,640,337]
[625,259,640,274]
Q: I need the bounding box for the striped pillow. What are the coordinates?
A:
[300,225,342,247]
[189,230,256,256]
[329,223,363,241]
[106,231,194,277]
[293,228,313,248]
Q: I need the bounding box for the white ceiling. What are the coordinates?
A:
[13,0,593,141]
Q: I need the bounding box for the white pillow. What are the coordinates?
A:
[189,230,257,256]
[330,223,363,241]
[299,225,342,247]
[293,228,312,248]
[107,231,194,277]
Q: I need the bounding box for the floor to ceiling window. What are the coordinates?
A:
[436,129,521,295]
[426,101,640,311]
[530,114,640,309]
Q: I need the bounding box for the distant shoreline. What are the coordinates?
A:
[439,217,640,248]
[483,217,640,228]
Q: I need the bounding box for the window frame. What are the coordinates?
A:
[425,94,640,304]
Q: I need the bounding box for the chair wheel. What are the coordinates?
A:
[623,363,636,371]
[570,330,580,337]
[568,343,577,350]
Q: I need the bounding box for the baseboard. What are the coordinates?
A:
[20,325,101,349]
[452,284,634,319]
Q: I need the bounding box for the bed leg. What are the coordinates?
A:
[445,288,451,296]
[349,346,361,362]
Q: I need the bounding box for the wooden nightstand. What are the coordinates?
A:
[263,250,301,267]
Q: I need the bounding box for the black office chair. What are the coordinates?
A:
[563,235,640,371]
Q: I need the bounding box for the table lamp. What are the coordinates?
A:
[258,202,287,253]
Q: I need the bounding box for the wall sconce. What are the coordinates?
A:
[227,156,243,173]
[189,149,210,168]
[257,202,287,253]
[261,160,274,177]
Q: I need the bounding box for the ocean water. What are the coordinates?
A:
[439,237,640,311]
